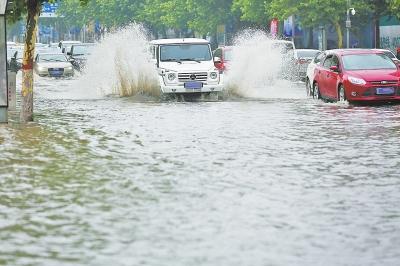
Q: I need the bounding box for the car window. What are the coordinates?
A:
[332,55,339,68]
[322,56,333,68]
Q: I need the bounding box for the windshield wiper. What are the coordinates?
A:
[162,58,182,64]
[180,58,201,63]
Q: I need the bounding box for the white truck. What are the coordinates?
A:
[149,38,224,99]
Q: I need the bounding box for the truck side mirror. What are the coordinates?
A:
[214,57,222,64]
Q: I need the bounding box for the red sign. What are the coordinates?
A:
[270,19,279,38]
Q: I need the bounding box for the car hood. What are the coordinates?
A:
[159,61,215,72]
[346,69,400,82]
[37,62,72,68]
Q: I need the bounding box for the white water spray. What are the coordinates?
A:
[225,30,305,99]
[74,24,159,99]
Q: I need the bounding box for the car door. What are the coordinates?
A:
[325,55,341,99]
[316,55,333,97]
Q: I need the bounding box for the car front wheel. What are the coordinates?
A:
[313,83,321,99]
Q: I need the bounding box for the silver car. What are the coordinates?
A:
[294,49,321,81]
[34,53,74,77]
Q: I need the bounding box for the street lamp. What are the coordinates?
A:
[0,0,8,123]
[346,1,356,48]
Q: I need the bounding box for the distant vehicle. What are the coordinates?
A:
[293,49,321,81]
[213,46,233,72]
[149,38,224,99]
[7,49,22,72]
[34,53,74,77]
[35,43,47,49]
[372,49,399,65]
[312,49,400,103]
[306,51,325,96]
[59,40,82,54]
[271,40,296,79]
[67,43,95,71]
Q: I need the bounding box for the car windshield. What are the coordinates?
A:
[224,50,232,61]
[160,44,212,62]
[39,54,67,62]
[297,50,320,58]
[72,45,93,56]
[271,42,294,54]
[342,54,397,70]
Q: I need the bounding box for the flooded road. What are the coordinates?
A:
[1,75,400,266]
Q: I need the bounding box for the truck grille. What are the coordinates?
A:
[178,72,208,82]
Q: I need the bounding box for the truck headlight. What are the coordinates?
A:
[167,72,177,81]
[209,71,218,80]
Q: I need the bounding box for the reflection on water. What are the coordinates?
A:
[1,75,400,266]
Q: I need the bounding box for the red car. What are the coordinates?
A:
[213,46,232,72]
[312,49,400,103]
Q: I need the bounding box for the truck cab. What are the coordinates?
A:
[149,38,224,96]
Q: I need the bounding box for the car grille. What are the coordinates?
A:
[370,80,398,85]
[178,72,208,82]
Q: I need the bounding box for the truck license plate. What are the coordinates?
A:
[184,82,203,89]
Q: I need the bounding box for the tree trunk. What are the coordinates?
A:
[20,0,41,123]
[334,21,343,49]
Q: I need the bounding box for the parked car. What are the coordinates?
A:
[34,53,74,77]
[67,43,95,71]
[213,46,232,72]
[149,38,223,98]
[294,49,321,81]
[312,49,400,103]
[58,40,82,55]
[372,49,399,65]
[306,51,325,96]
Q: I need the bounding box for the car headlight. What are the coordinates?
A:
[348,76,366,85]
[66,66,73,71]
[209,71,218,80]
[38,66,46,71]
[167,72,176,81]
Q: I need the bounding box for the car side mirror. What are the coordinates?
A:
[62,48,65,53]
[67,52,71,56]
[330,65,339,72]
[214,57,222,64]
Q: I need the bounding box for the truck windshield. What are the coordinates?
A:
[160,44,212,62]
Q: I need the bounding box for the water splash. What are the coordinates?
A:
[77,24,159,99]
[225,30,304,99]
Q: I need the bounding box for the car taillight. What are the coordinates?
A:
[297,59,307,64]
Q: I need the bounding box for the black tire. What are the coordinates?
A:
[313,82,321,99]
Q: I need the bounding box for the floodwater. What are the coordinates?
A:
[0,73,400,266]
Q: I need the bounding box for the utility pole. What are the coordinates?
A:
[0,0,9,123]
[346,0,356,48]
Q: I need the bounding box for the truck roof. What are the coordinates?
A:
[150,38,209,45]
